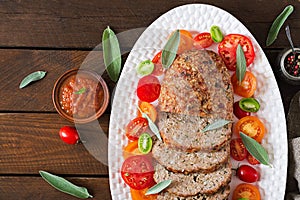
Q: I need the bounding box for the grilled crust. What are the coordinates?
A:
[158,112,232,152]
[158,50,233,119]
[157,186,230,200]
[152,140,230,173]
[153,162,232,196]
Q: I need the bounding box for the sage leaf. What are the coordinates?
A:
[162,30,180,69]
[145,180,172,195]
[240,132,271,167]
[202,119,231,133]
[266,5,294,46]
[238,198,249,200]
[74,87,86,94]
[19,71,46,89]
[236,44,247,82]
[138,107,162,141]
[210,25,223,42]
[39,171,93,199]
[102,26,121,82]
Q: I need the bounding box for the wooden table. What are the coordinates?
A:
[1,1,300,199]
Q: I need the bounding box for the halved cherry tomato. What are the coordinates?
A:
[130,187,158,200]
[125,117,148,141]
[231,71,257,98]
[137,101,157,122]
[121,155,155,190]
[232,183,261,200]
[234,101,250,119]
[137,75,161,103]
[234,116,265,143]
[237,165,260,183]
[151,51,164,76]
[123,140,142,159]
[247,152,260,165]
[230,138,247,161]
[177,30,194,54]
[218,34,255,71]
[193,32,214,49]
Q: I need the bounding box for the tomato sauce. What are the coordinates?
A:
[59,73,104,119]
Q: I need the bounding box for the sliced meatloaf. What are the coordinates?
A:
[153,162,232,196]
[157,186,230,200]
[158,50,233,119]
[158,112,232,152]
[152,140,230,173]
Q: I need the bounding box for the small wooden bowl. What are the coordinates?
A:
[52,68,109,123]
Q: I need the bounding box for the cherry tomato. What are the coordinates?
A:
[125,117,148,141]
[151,51,164,76]
[234,101,251,119]
[230,138,247,161]
[237,165,260,183]
[232,183,261,200]
[123,140,142,159]
[193,32,214,49]
[137,101,157,122]
[137,75,161,103]
[247,152,260,165]
[218,34,255,71]
[234,116,265,143]
[177,30,194,54]
[231,71,257,98]
[130,187,158,200]
[121,155,155,190]
[59,126,79,145]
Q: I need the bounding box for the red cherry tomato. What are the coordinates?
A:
[234,101,250,119]
[151,51,164,76]
[59,126,79,145]
[247,152,260,165]
[237,165,260,183]
[137,75,161,103]
[121,155,155,190]
[125,117,148,141]
[230,138,247,161]
[193,32,214,49]
[218,34,255,71]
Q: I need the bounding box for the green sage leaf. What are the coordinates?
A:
[19,71,47,89]
[162,30,180,69]
[236,44,247,82]
[210,25,223,42]
[39,171,93,199]
[202,119,231,133]
[74,87,86,94]
[145,180,172,195]
[238,198,249,200]
[102,26,121,82]
[266,5,294,46]
[138,107,162,141]
[240,132,271,167]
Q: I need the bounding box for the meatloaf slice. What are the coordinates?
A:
[158,112,232,152]
[158,50,233,119]
[157,186,230,200]
[152,140,230,173]
[153,162,232,196]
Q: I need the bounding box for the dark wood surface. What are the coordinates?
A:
[1,1,300,199]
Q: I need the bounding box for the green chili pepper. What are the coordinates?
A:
[138,132,153,154]
[239,98,260,112]
[136,60,154,76]
[19,71,47,89]
[39,171,93,199]
[210,25,223,42]
[266,5,294,46]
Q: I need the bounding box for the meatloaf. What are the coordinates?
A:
[158,112,232,152]
[153,162,232,196]
[158,50,233,119]
[152,140,230,173]
[157,186,230,200]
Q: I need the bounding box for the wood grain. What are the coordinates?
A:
[0,113,109,175]
[0,0,299,49]
[0,176,111,200]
